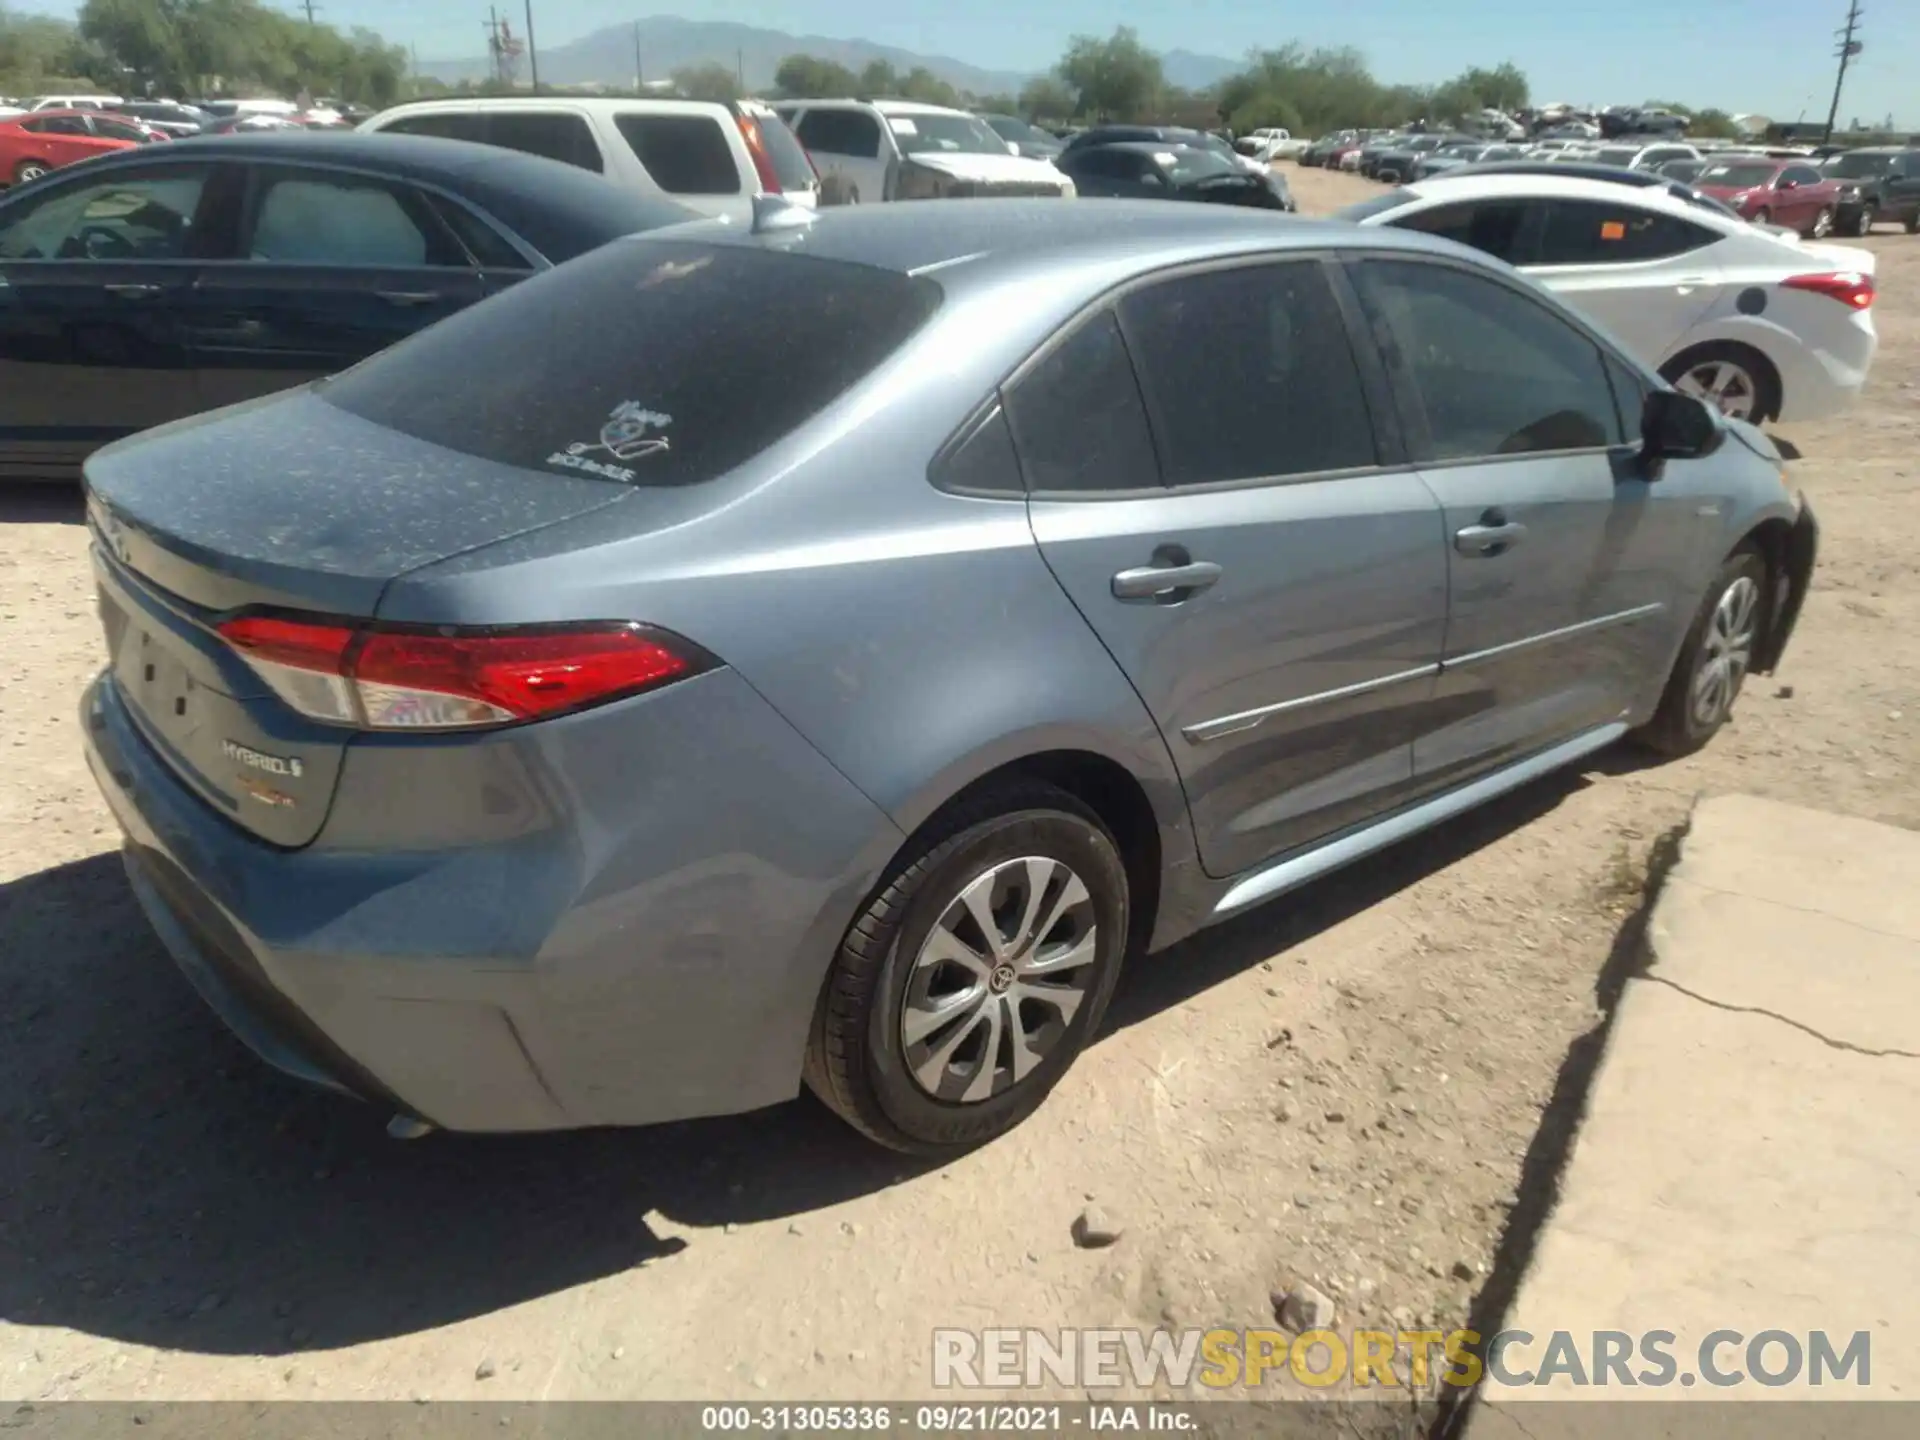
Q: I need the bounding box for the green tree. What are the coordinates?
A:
[1055,26,1163,121]
[1017,74,1076,122]
[773,52,858,99]
[1689,107,1741,140]
[896,65,957,106]
[671,61,739,103]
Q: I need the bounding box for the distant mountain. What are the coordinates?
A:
[420,15,1243,99]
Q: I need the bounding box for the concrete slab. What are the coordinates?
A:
[1470,795,1920,1434]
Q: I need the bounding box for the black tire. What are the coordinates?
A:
[804,781,1130,1156]
[1633,548,1768,757]
[1850,201,1876,236]
[1658,341,1781,424]
[1906,211,1919,236]
[1806,206,1834,240]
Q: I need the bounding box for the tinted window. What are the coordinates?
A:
[1535,200,1715,265]
[931,404,1023,496]
[1780,165,1823,187]
[0,168,208,260]
[246,169,458,267]
[614,113,740,196]
[1002,309,1159,494]
[1119,262,1377,485]
[91,117,151,142]
[1389,200,1529,263]
[322,241,941,488]
[484,111,603,173]
[1603,353,1652,440]
[746,109,818,191]
[794,109,882,159]
[26,115,88,136]
[427,193,529,269]
[379,111,485,143]
[1355,259,1621,460]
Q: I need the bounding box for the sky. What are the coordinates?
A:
[28,1,1917,127]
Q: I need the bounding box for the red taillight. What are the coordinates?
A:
[1782,270,1874,310]
[217,616,711,731]
[735,113,782,194]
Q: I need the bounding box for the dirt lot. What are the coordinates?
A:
[2,165,1915,1410]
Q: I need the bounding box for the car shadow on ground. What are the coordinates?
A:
[0,484,84,525]
[0,752,1642,1359]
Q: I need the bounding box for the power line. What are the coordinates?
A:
[1823,0,1863,144]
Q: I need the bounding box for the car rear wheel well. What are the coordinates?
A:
[934,751,1163,955]
[1660,341,1783,424]
[1735,516,1796,670]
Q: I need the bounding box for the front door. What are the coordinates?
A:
[1016,258,1450,879]
[1348,254,1696,788]
[0,162,216,477]
[186,162,482,411]
[1523,195,1728,365]
[789,107,888,203]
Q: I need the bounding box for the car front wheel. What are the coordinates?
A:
[1635,548,1767,756]
[13,160,47,184]
[805,781,1130,1155]
[1808,206,1834,239]
[1850,201,1877,235]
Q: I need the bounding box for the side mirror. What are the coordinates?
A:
[1641,388,1721,471]
[1777,177,1797,190]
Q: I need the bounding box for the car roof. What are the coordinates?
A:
[75,129,562,179]
[373,95,738,116]
[1403,169,1737,223]
[684,196,1450,287]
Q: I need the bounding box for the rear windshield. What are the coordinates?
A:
[747,107,818,191]
[320,240,942,487]
[1594,148,1639,167]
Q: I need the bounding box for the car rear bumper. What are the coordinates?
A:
[81,665,902,1132]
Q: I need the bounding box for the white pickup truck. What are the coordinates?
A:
[1236,127,1310,162]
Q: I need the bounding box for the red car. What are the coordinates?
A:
[1693,156,1847,238]
[0,109,148,185]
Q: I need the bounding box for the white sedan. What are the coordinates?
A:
[1341,171,1878,423]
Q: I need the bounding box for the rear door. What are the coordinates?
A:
[1020,258,1450,878]
[1522,196,1727,364]
[1349,255,1693,787]
[1777,163,1833,228]
[0,161,220,477]
[187,161,484,410]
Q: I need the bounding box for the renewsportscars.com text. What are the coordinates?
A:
[931,1327,1874,1390]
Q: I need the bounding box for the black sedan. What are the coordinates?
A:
[0,132,696,481]
[1054,141,1293,210]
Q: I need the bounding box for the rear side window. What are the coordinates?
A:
[320,241,942,488]
[378,111,484,143]
[1534,200,1716,265]
[484,111,603,173]
[1388,200,1530,263]
[1118,261,1378,485]
[1002,310,1160,494]
[614,113,741,196]
[245,168,463,267]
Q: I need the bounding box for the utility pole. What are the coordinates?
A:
[1823,0,1864,144]
[301,0,320,21]
[484,9,500,87]
[633,20,643,91]
[409,43,420,97]
[523,0,540,93]
[736,47,744,93]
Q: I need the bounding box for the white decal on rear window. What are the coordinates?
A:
[546,400,673,482]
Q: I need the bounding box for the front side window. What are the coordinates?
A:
[614,114,741,196]
[1354,258,1622,461]
[794,109,882,159]
[483,111,604,173]
[1118,262,1378,485]
[245,168,459,267]
[1534,200,1716,265]
[1002,309,1160,494]
[1388,199,1530,264]
[0,168,209,260]
[1780,165,1824,188]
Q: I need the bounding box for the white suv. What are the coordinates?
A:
[771,99,1074,204]
[359,97,818,223]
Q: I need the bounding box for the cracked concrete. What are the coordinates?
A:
[1469,794,1920,1432]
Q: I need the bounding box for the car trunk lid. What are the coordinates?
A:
[84,388,633,846]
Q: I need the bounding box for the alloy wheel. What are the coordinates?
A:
[1810,207,1834,239]
[1690,576,1759,728]
[900,855,1098,1103]
[17,164,46,183]
[1676,358,1760,420]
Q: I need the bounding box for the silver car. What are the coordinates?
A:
[80,199,1816,1155]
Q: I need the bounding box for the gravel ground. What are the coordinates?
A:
[2,164,1915,1412]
